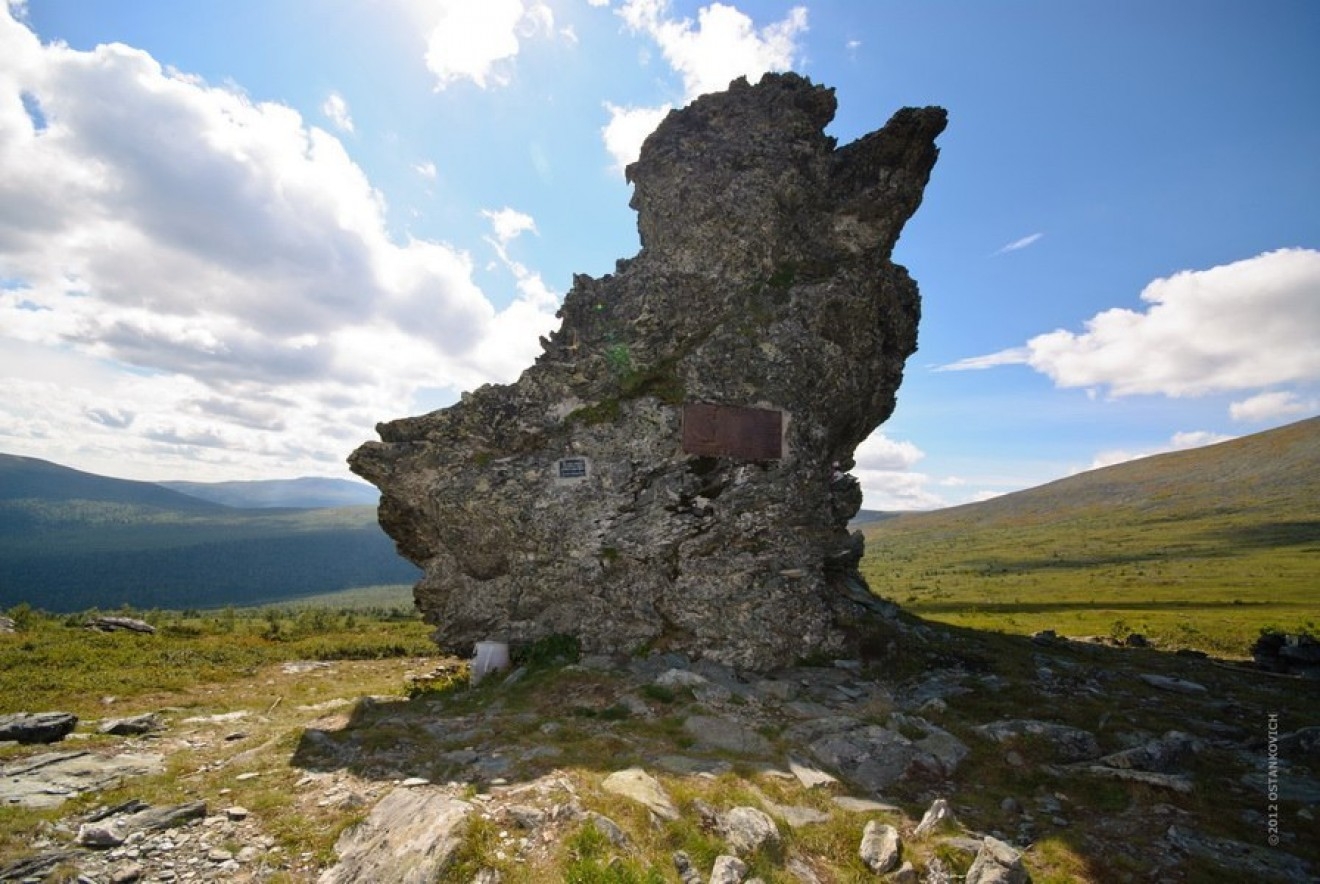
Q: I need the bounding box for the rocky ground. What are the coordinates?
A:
[1,613,1317,883]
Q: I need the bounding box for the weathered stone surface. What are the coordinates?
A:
[98,712,165,736]
[684,715,773,755]
[601,768,680,821]
[0,711,77,744]
[710,854,749,884]
[718,805,780,854]
[317,787,472,884]
[349,72,945,670]
[0,750,163,808]
[858,820,901,873]
[914,798,956,838]
[974,719,1100,762]
[964,836,1030,884]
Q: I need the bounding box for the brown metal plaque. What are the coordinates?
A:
[681,403,784,460]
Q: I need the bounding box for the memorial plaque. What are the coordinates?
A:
[557,457,589,479]
[681,404,784,460]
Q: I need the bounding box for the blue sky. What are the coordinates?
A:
[1,0,1317,509]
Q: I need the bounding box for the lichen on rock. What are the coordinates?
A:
[349,72,946,670]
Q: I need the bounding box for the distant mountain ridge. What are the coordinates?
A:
[0,453,415,612]
[161,477,378,509]
[0,453,224,512]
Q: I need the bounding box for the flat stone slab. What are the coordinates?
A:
[683,715,772,755]
[319,788,472,884]
[0,750,164,808]
[601,768,680,821]
[1139,674,1207,695]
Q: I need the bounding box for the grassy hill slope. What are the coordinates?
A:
[0,454,417,612]
[860,415,1320,654]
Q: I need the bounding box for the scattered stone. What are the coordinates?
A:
[1252,632,1320,676]
[1078,766,1194,793]
[1166,824,1313,881]
[85,616,156,634]
[1139,674,1207,695]
[98,713,165,736]
[1030,630,1059,646]
[964,836,1031,884]
[318,788,472,884]
[788,756,838,789]
[718,806,779,854]
[858,820,901,873]
[0,711,78,744]
[683,715,772,755]
[587,812,629,848]
[656,669,709,689]
[785,856,824,883]
[883,860,916,883]
[1098,730,1199,772]
[225,806,250,821]
[0,615,16,633]
[914,798,956,838]
[399,777,430,787]
[974,719,1100,762]
[709,854,749,884]
[831,796,901,814]
[601,768,680,821]
[673,850,703,884]
[797,715,967,793]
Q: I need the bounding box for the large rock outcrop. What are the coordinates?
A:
[350,73,945,670]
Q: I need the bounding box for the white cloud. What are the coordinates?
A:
[937,347,1030,373]
[482,207,538,246]
[853,431,923,471]
[321,91,354,133]
[994,232,1042,254]
[603,1,808,171]
[413,160,437,180]
[601,102,671,173]
[416,0,559,90]
[1229,390,1315,423]
[0,8,561,479]
[940,249,1320,398]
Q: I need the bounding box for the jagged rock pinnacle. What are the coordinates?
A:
[350,72,946,670]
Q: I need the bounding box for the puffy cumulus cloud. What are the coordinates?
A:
[601,102,671,174]
[941,249,1320,401]
[0,9,561,479]
[1229,391,1316,423]
[415,0,560,90]
[482,207,537,247]
[852,431,923,471]
[848,432,946,511]
[603,1,807,171]
[321,91,354,133]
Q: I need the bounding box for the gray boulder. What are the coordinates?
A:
[964,836,1031,884]
[0,711,77,744]
[858,820,901,873]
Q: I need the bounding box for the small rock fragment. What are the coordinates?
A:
[858,820,901,873]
